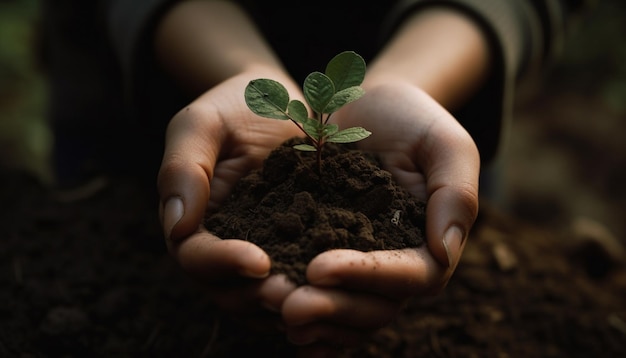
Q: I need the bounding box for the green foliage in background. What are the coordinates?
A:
[0,0,52,184]
[555,0,626,112]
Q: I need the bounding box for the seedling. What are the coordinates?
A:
[244,51,371,172]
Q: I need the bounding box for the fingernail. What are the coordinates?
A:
[238,267,270,279]
[442,226,463,267]
[238,252,271,279]
[163,196,184,240]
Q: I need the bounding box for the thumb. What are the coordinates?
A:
[426,183,478,268]
[418,107,480,269]
[157,107,221,242]
[158,163,210,242]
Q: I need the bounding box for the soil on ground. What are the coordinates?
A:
[1,167,625,357]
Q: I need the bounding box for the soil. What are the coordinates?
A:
[204,138,426,286]
[2,168,626,357]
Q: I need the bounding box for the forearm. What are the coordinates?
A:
[154,0,291,95]
[365,7,491,111]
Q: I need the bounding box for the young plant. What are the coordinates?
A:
[244,51,371,172]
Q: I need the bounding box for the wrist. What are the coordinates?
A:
[154,0,288,95]
[366,6,491,110]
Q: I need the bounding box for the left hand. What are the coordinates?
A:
[280,82,480,355]
[157,72,303,331]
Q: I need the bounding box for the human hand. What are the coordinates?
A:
[280,82,480,354]
[157,71,303,329]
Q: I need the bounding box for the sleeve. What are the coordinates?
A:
[103,0,176,80]
[99,0,196,126]
[380,0,593,164]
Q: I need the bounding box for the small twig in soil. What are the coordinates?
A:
[52,176,109,202]
[608,313,626,336]
[429,328,447,358]
[142,322,162,352]
[199,318,221,358]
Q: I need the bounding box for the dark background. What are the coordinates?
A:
[1,1,625,357]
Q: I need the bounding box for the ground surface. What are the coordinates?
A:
[1,170,625,357]
[1,0,626,357]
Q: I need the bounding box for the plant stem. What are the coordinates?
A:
[289,119,317,144]
[316,112,324,174]
[324,112,333,125]
[316,142,322,174]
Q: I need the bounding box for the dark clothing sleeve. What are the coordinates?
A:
[103,0,175,89]
[41,0,180,182]
[43,0,592,183]
[97,0,593,162]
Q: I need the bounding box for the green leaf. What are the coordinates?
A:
[303,72,335,114]
[287,100,308,123]
[325,51,366,91]
[326,127,371,143]
[244,79,290,120]
[322,124,339,137]
[302,117,322,140]
[293,144,317,151]
[324,86,365,113]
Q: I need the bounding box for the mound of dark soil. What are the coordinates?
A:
[205,138,426,285]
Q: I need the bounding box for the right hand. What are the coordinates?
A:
[280,82,480,354]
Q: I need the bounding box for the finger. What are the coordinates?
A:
[209,274,296,312]
[306,248,443,299]
[208,281,281,331]
[377,102,478,289]
[169,232,271,280]
[256,274,298,313]
[207,274,296,333]
[282,286,400,329]
[157,104,223,241]
[425,186,475,274]
[420,114,480,269]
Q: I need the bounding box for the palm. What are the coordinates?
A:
[333,83,453,200]
[158,73,304,327]
[207,109,303,211]
[327,81,480,274]
[168,74,304,212]
[278,83,480,349]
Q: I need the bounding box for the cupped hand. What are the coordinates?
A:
[157,71,303,328]
[281,82,480,353]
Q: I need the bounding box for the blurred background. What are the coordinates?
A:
[0,0,51,184]
[502,0,626,245]
[0,0,625,241]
